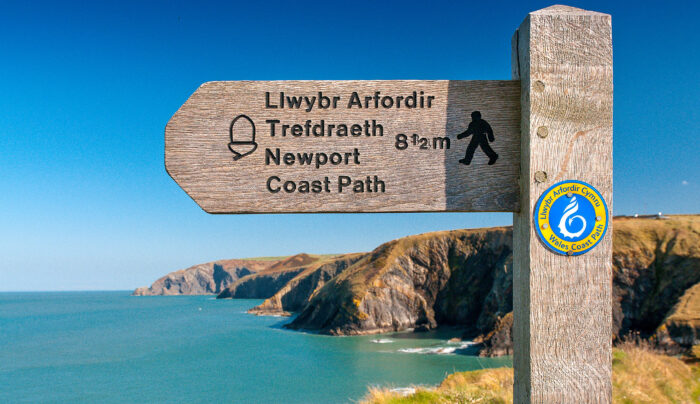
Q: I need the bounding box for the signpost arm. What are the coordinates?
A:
[512,5,613,403]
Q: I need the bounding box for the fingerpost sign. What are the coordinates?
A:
[165,5,613,403]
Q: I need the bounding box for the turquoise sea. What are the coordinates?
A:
[0,292,512,403]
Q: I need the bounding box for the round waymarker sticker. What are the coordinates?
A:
[534,180,608,256]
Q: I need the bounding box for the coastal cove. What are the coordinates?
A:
[0,292,511,404]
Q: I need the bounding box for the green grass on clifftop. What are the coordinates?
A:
[361,343,700,404]
[241,254,340,262]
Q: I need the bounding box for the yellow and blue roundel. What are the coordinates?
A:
[534,180,608,256]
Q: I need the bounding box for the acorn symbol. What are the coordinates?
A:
[228,114,257,161]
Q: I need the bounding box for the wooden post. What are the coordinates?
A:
[512,5,613,403]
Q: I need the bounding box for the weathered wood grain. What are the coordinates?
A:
[512,5,613,403]
[165,80,520,213]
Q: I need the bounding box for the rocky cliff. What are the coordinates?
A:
[135,215,700,357]
[286,215,700,355]
[657,282,700,350]
[133,258,278,295]
[286,228,513,335]
[612,216,700,338]
[475,215,700,355]
[247,253,367,315]
[216,254,352,300]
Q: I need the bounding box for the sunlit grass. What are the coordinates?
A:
[361,343,700,404]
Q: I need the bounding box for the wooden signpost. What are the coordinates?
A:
[166,5,613,403]
[166,80,521,213]
[512,6,613,403]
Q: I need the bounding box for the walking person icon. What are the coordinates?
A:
[454,111,499,165]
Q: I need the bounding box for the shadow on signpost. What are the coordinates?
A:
[444,80,520,212]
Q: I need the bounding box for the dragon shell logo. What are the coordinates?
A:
[558,196,587,239]
[534,180,608,256]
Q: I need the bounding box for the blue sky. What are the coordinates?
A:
[1,0,698,291]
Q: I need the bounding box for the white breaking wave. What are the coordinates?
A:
[389,387,417,396]
[371,338,394,344]
[398,341,475,355]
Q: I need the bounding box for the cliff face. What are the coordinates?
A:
[475,215,700,355]
[248,253,367,315]
[216,254,350,300]
[475,312,513,357]
[612,216,700,338]
[135,215,700,357]
[286,216,700,355]
[286,228,512,335]
[217,268,306,299]
[132,259,276,296]
[657,282,700,349]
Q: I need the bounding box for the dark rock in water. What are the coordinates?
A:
[475,312,513,357]
[413,324,432,332]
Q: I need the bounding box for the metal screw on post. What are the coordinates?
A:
[534,171,547,183]
[534,80,545,92]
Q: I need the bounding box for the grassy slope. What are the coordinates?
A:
[361,345,700,404]
[224,253,321,284]
[665,282,700,331]
[613,215,700,255]
[613,215,700,339]
[653,216,700,332]
[218,253,366,300]
[240,254,340,262]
